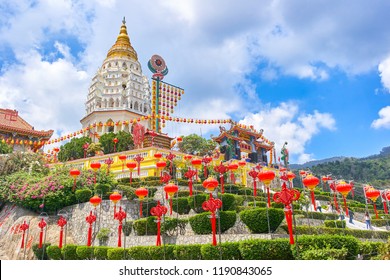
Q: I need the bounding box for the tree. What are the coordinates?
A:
[87,142,103,156]
[0,141,13,154]
[178,134,216,156]
[57,137,92,162]
[99,131,133,154]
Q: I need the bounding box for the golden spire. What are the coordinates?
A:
[105,17,138,61]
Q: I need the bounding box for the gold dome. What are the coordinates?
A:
[106,17,138,61]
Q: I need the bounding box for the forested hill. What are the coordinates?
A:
[303,149,390,187]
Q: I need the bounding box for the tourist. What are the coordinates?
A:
[348,209,354,224]
[339,209,345,221]
[316,200,322,212]
[328,202,333,213]
[364,211,373,230]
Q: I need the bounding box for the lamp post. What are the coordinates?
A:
[150,201,168,246]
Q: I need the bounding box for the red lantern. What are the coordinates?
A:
[177,136,183,142]
[57,216,67,249]
[154,152,162,159]
[202,195,222,246]
[302,174,320,211]
[118,154,127,172]
[299,170,306,177]
[228,163,239,184]
[110,191,122,217]
[202,177,219,193]
[89,195,102,208]
[365,186,381,219]
[114,206,127,247]
[90,162,101,184]
[214,163,228,194]
[38,218,47,249]
[126,161,137,184]
[164,183,179,215]
[287,171,296,188]
[113,137,118,152]
[258,168,276,207]
[191,158,202,181]
[150,201,168,246]
[135,187,149,217]
[336,181,353,217]
[85,211,96,246]
[156,160,167,179]
[183,154,193,162]
[382,190,390,214]
[69,169,80,191]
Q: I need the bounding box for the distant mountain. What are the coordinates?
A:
[290,156,348,169]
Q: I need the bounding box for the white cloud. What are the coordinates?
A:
[240,102,336,163]
[371,106,390,129]
[378,56,390,91]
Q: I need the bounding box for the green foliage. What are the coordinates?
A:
[107,248,126,260]
[57,136,91,161]
[371,219,390,227]
[46,245,62,260]
[123,221,133,236]
[32,243,51,260]
[127,246,151,260]
[76,246,95,260]
[0,141,13,154]
[301,211,339,220]
[378,237,390,260]
[300,248,348,260]
[75,188,92,203]
[100,131,134,154]
[172,197,191,214]
[239,239,293,260]
[133,216,188,236]
[201,242,242,260]
[324,220,346,228]
[293,235,359,260]
[148,245,175,260]
[61,244,79,260]
[246,201,268,208]
[86,142,103,156]
[220,193,237,211]
[188,194,208,213]
[94,246,110,260]
[358,241,384,260]
[97,228,110,244]
[117,185,136,200]
[178,134,216,156]
[140,199,158,217]
[174,244,202,260]
[189,211,236,234]
[239,208,285,233]
[94,183,111,198]
[0,151,49,176]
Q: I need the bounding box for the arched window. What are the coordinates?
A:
[134,101,139,111]
[109,98,114,108]
[115,98,119,107]
[106,118,114,133]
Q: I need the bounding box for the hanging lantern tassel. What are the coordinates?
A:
[114,206,127,247]
[202,194,222,246]
[184,169,197,197]
[57,216,67,249]
[150,202,168,246]
[38,218,47,249]
[248,169,259,197]
[214,164,228,195]
[85,211,96,246]
[20,221,29,249]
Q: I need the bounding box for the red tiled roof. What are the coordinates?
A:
[0,108,53,138]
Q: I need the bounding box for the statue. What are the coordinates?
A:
[131,122,145,149]
[281,142,289,168]
[219,126,226,133]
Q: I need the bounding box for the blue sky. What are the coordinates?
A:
[1,0,390,163]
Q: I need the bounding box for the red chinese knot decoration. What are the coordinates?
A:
[85,211,96,246]
[114,206,127,247]
[150,201,168,246]
[20,221,29,249]
[38,218,47,249]
[214,163,228,194]
[202,195,222,246]
[184,169,197,196]
[57,216,67,248]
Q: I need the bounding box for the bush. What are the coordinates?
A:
[177,190,190,197]
[117,185,136,200]
[174,244,202,260]
[95,183,111,198]
[379,238,390,260]
[188,194,208,213]
[239,239,293,260]
[149,245,175,260]
[123,221,133,236]
[75,188,92,203]
[189,211,236,234]
[141,199,158,217]
[300,248,348,260]
[359,241,384,260]
[239,208,285,233]
[237,188,253,196]
[76,246,95,260]
[133,216,187,236]
[324,220,346,228]
[301,211,339,220]
[292,234,359,260]
[371,219,390,227]
[46,245,62,260]
[201,242,242,260]
[107,248,126,260]
[62,244,79,260]
[127,246,151,260]
[94,246,109,260]
[220,193,237,211]
[97,228,110,244]
[246,201,267,208]
[172,197,191,214]
[32,243,51,260]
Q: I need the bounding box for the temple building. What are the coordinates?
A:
[0,109,53,152]
[80,18,151,139]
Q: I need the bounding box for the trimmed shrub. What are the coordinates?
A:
[239,239,293,260]
[141,199,158,217]
[188,194,208,213]
[359,241,384,260]
[189,211,236,234]
[117,185,136,200]
[371,219,390,227]
[239,208,285,233]
[62,244,79,260]
[46,245,62,260]
[75,188,92,203]
[123,221,133,236]
[149,245,175,260]
[379,238,390,260]
[301,211,339,220]
[94,246,109,260]
[201,242,242,260]
[220,193,237,211]
[32,243,51,260]
[94,183,111,198]
[324,220,346,228]
[300,248,348,260]
[107,248,126,260]
[97,228,110,245]
[174,244,202,260]
[172,197,191,214]
[177,190,190,197]
[292,234,359,260]
[127,246,151,260]
[237,188,253,196]
[133,216,188,236]
[162,218,188,236]
[247,201,267,208]
[76,246,95,260]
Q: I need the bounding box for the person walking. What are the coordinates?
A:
[364,211,373,230]
[348,209,354,224]
[316,200,322,212]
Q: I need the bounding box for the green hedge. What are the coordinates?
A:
[75,188,92,203]
[140,199,158,217]
[177,190,190,197]
[379,238,390,259]
[133,216,188,236]
[32,243,51,260]
[239,239,293,260]
[189,211,236,234]
[358,241,384,260]
[62,244,79,260]
[148,245,175,260]
[123,221,133,236]
[127,246,151,260]
[300,248,348,260]
[246,201,268,208]
[301,211,339,220]
[174,244,202,260]
[371,219,390,227]
[46,245,62,260]
[94,246,110,260]
[188,194,208,213]
[324,220,346,228]
[201,242,242,260]
[107,248,126,260]
[239,208,285,233]
[292,234,359,260]
[172,197,191,214]
[76,246,95,260]
[94,183,111,198]
[116,185,136,200]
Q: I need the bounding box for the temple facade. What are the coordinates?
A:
[80,18,151,139]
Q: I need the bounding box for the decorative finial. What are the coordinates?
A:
[122,17,126,25]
